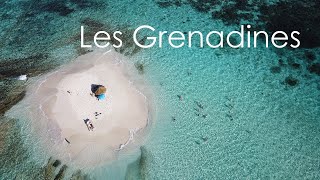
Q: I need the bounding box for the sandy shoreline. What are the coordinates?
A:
[14,50,151,166]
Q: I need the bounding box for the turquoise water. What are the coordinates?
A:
[1,0,320,179]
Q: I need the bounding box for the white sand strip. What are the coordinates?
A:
[25,50,150,166]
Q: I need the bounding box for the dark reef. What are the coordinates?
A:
[308,63,320,76]
[0,90,25,115]
[305,51,316,62]
[260,1,320,48]
[285,76,299,87]
[21,0,103,17]
[270,66,281,74]
[288,59,301,70]
[135,61,146,74]
[69,0,102,9]
[0,54,52,78]
[155,0,320,49]
[156,0,182,8]
[42,1,75,16]
[43,157,89,180]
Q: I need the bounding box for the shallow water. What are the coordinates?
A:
[1,0,320,179]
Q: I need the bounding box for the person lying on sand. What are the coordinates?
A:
[88,120,94,131]
[84,119,94,131]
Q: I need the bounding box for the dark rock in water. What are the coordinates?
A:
[44,158,56,179]
[131,37,147,56]
[70,170,89,180]
[227,36,239,47]
[77,48,93,56]
[288,59,301,69]
[0,119,11,153]
[52,160,61,167]
[0,79,32,116]
[188,0,251,16]
[211,0,252,25]
[270,66,281,74]
[235,0,249,10]
[290,62,300,69]
[156,1,182,8]
[0,54,51,78]
[42,1,74,16]
[0,119,17,158]
[285,76,299,86]
[135,62,145,74]
[54,165,68,180]
[73,18,107,47]
[69,0,101,9]
[119,28,147,56]
[0,90,25,115]
[188,0,217,13]
[278,59,285,66]
[305,50,316,62]
[81,18,105,29]
[212,6,239,25]
[308,63,320,76]
[41,157,89,180]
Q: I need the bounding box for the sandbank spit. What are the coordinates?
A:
[24,50,150,166]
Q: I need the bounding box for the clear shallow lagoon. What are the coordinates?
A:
[1,0,320,179]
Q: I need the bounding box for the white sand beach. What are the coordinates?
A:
[23,50,150,166]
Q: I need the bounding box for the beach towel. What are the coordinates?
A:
[97,94,106,100]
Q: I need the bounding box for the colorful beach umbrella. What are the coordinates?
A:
[95,86,106,95]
